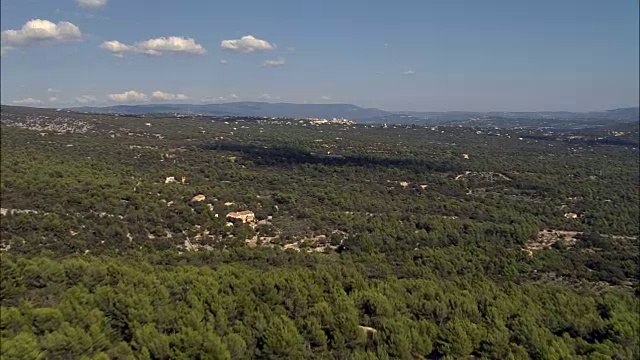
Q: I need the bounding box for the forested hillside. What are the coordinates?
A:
[1,106,638,359]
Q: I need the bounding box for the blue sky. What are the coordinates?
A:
[1,0,638,111]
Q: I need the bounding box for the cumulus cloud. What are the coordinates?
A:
[100,40,134,57]
[402,70,416,75]
[151,91,189,101]
[1,19,82,47]
[76,0,107,9]
[321,96,332,101]
[260,58,285,68]
[229,93,239,100]
[220,59,228,64]
[108,90,147,102]
[48,97,58,102]
[13,98,42,105]
[76,95,97,104]
[47,88,60,93]
[136,37,206,55]
[100,36,206,57]
[220,35,275,53]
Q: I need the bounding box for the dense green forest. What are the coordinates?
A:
[1,106,638,359]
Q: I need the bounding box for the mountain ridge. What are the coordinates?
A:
[2,102,633,125]
[70,102,393,121]
[68,102,639,122]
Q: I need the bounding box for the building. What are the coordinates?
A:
[226,210,255,223]
[191,194,206,202]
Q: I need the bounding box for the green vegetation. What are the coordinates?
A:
[1,106,638,359]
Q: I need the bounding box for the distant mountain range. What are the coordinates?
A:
[72,102,391,121]
[68,102,639,125]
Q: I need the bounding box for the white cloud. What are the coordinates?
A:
[48,97,58,102]
[136,37,206,55]
[220,35,275,53]
[76,0,107,9]
[47,88,60,93]
[108,90,148,102]
[100,40,134,56]
[402,70,416,75]
[76,95,97,104]
[259,94,271,100]
[220,59,228,64]
[229,93,239,100]
[151,91,189,101]
[1,19,82,47]
[201,96,227,102]
[260,58,285,68]
[13,98,42,105]
[100,37,206,57]
[321,96,332,101]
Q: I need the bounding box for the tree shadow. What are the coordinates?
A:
[200,142,461,173]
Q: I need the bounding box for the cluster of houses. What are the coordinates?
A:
[189,193,257,225]
[307,117,356,125]
[168,182,259,226]
[176,190,344,254]
[1,114,93,134]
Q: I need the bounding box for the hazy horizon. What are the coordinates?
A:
[1,0,638,112]
[2,100,639,115]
